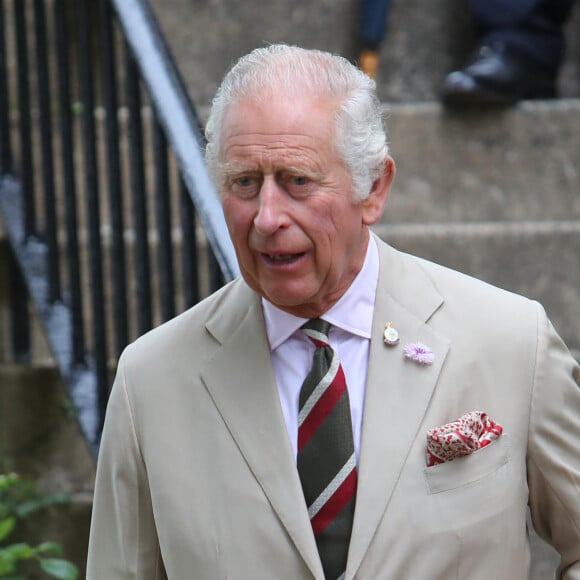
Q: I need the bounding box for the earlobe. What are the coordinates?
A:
[362,156,395,225]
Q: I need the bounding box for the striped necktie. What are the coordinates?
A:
[297,318,357,580]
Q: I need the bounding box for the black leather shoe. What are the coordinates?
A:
[442,42,557,107]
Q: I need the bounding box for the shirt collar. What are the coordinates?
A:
[263,236,379,351]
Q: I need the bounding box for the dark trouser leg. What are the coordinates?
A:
[359,0,392,50]
[468,0,574,71]
[441,0,573,105]
[357,0,392,78]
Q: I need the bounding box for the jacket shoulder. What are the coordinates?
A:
[120,277,254,367]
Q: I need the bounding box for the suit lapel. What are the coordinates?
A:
[199,241,450,578]
[347,240,450,578]
[200,284,323,579]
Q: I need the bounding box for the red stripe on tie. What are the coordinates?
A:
[298,365,347,452]
[311,468,357,537]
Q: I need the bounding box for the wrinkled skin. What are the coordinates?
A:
[220,94,395,319]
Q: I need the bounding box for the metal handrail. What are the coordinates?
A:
[0,0,239,456]
[112,0,238,281]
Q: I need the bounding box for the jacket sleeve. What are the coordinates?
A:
[86,349,167,580]
[527,303,580,579]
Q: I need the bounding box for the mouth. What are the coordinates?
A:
[261,252,306,265]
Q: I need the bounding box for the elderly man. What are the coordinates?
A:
[86,44,580,579]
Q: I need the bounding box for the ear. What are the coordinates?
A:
[361,156,395,225]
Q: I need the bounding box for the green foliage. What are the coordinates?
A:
[0,474,78,580]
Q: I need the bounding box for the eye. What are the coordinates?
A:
[291,175,309,186]
[236,176,254,187]
[284,173,314,197]
[227,174,261,198]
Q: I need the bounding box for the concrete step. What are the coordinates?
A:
[0,363,95,574]
[374,221,580,354]
[0,364,95,492]
[149,0,580,108]
[13,492,92,579]
[381,101,580,224]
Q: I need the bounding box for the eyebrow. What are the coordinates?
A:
[283,165,323,180]
[221,163,261,178]
[222,163,322,179]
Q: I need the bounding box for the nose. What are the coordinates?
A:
[253,178,290,235]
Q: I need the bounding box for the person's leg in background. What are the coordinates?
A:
[442,0,574,106]
[357,0,392,79]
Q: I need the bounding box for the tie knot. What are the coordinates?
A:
[301,318,331,343]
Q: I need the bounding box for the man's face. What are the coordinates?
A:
[220,94,387,318]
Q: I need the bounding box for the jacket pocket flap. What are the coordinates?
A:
[424,434,511,494]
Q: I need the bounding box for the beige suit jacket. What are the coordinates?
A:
[87,237,580,579]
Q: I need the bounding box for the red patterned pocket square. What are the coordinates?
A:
[426,411,503,467]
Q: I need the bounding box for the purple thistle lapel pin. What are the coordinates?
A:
[403,342,434,365]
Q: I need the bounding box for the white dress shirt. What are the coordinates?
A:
[262,236,379,463]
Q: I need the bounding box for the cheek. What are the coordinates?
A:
[324,212,365,266]
[224,200,253,239]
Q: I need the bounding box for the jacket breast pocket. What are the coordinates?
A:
[423,433,511,495]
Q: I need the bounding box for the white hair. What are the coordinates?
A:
[205,44,389,201]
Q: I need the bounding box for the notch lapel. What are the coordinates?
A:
[347,241,450,578]
[201,288,324,579]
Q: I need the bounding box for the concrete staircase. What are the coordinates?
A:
[0,230,95,574]
[149,0,580,361]
[0,0,578,575]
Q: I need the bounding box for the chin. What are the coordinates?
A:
[263,289,328,318]
[262,288,309,308]
[264,292,305,308]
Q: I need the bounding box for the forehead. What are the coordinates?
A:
[220,95,339,167]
